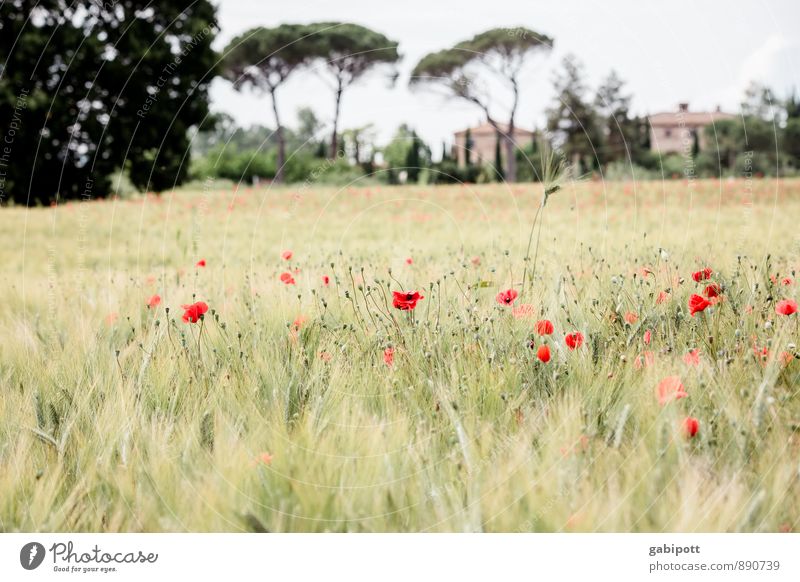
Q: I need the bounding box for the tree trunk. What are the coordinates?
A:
[505,124,517,183]
[330,78,343,159]
[505,77,520,183]
[270,88,285,184]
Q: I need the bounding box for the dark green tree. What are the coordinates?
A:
[594,70,641,165]
[703,115,780,174]
[546,55,604,174]
[464,128,474,167]
[296,106,322,148]
[440,142,451,163]
[633,116,652,163]
[382,124,413,170]
[494,132,504,180]
[382,124,430,183]
[785,90,800,120]
[304,23,399,160]
[704,119,740,171]
[691,130,700,158]
[0,0,218,205]
[411,27,553,182]
[741,81,779,121]
[784,118,800,167]
[222,24,314,183]
[342,124,377,168]
[405,131,422,183]
[784,93,800,173]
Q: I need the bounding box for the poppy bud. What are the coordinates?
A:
[683,417,700,438]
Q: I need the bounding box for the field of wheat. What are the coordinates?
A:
[1,178,799,532]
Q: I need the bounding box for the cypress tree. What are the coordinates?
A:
[494,132,504,180]
[406,131,421,183]
[465,128,473,167]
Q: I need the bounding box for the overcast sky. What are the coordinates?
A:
[209,0,800,149]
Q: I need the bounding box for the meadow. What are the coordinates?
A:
[1,177,799,532]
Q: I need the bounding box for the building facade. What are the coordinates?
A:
[648,103,735,155]
[453,121,535,167]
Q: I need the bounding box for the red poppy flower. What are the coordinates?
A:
[535,319,554,335]
[536,344,551,363]
[565,331,584,350]
[683,349,701,366]
[383,347,395,367]
[147,294,161,309]
[280,272,296,285]
[657,375,688,405]
[688,294,711,316]
[692,267,712,282]
[392,291,424,310]
[405,257,413,265]
[775,299,798,316]
[644,329,652,345]
[196,259,206,268]
[683,416,699,438]
[470,256,481,266]
[624,311,638,324]
[322,275,330,286]
[782,277,794,286]
[181,301,209,323]
[656,290,670,305]
[282,250,292,260]
[703,283,721,298]
[496,289,518,306]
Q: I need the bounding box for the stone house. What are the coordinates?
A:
[648,103,735,154]
[452,121,535,166]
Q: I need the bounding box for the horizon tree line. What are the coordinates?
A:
[2,4,799,205]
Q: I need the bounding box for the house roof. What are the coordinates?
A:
[648,110,736,128]
[454,121,535,137]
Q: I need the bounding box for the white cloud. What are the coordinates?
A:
[737,34,800,96]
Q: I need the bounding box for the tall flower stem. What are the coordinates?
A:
[520,196,544,297]
[520,139,566,299]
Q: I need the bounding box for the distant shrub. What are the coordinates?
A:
[190,145,276,183]
[427,160,480,184]
[734,151,776,177]
[191,146,370,186]
[293,157,368,186]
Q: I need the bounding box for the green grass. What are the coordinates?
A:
[1,178,799,532]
